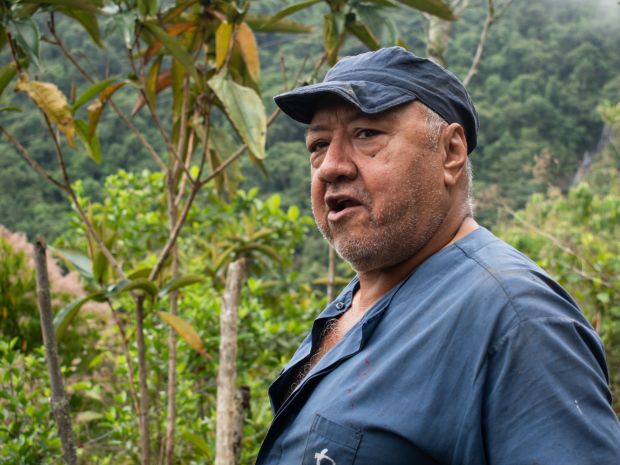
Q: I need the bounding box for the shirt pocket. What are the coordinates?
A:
[302,414,362,465]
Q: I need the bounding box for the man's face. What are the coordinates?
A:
[306,99,449,273]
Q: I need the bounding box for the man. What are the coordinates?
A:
[256,47,620,464]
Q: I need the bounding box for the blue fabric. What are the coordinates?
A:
[256,228,620,465]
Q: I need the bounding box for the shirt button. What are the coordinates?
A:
[335,302,344,310]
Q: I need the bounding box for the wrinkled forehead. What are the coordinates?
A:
[307,95,419,133]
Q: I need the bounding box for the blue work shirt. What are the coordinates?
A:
[256,228,620,465]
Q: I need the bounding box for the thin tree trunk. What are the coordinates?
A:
[327,247,336,303]
[34,239,78,465]
[136,294,151,465]
[215,258,247,465]
[233,385,251,465]
[164,175,180,465]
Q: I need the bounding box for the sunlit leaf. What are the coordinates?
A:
[16,75,75,146]
[393,0,456,20]
[245,15,313,34]
[158,275,204,298]
[207,74,266,160]
[235,23,260,83]
[288,205,300,221]
[215,21,234,70]
[158,311,206,355]
[142,21,199,83]
[54,293,104,341]
[75,411,103,423]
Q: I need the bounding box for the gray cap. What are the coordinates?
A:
[274,46,479,153]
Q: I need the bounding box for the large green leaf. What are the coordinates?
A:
[208,125,238,159]
[393,0,456,20]
[245,15,313,34]
[269,0,323,23]
[54,293,104,341]
[107,278,158,299]
[158,312,206,356]
[75,119,102,163]
[207,74,266,160]
[158,275,204,298]
[59,8,103,47]
[49,246,93,278]
[8,18,41,69]
[142,21,199,83]
[72,78,117,111]
[181,432,211,458]
[346,21,380,50]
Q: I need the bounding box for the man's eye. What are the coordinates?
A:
[308,140,328,153]
[357,129,379,139]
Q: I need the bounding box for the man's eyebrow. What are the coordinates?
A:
[306,112,381,135]
[306,124,331,134]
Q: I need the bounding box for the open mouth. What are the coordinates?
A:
[326,197,362,215]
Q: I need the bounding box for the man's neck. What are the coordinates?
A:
[351,216,479,317]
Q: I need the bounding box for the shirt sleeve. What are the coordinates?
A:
[481,316,620,465]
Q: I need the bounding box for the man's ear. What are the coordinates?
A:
[441,123,468,187]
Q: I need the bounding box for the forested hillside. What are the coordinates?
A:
[2,0,620,238]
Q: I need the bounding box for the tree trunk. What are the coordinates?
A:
[136,294,151,465]
[34,239,78,465]
[215,258,247,465]
[164,176,180,465]
[233,385,251,465]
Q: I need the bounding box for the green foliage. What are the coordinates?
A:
[47,168,322,462]
[0,233,39,351]
[0,339,62,464]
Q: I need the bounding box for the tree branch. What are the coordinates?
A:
[463,0,513,87]
[41,112,124,278]
[0,126,67,191]
[34,239,78,465]
[106,300,140,417]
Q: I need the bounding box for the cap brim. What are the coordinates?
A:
[274,80,417,124]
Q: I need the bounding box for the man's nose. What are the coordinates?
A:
[316,137,357,183]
